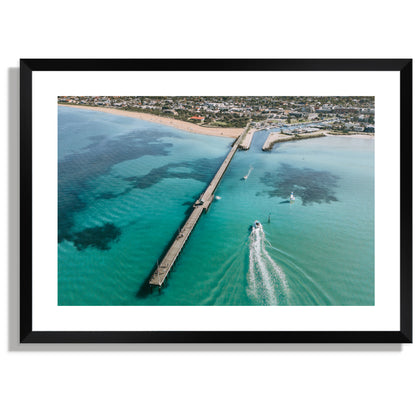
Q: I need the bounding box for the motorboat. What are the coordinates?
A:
[253,220,262,230]
[243,167,253,180]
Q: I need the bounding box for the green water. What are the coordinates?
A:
[58,107,374,306]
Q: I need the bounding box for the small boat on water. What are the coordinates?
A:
[243,167,253,181]
[290,192,295,203]
[253,220,262,230]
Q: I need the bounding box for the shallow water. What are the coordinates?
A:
[58,107,374,306]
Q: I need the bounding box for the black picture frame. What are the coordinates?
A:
[20,59,412,343]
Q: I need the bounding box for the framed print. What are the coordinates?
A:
[20,59,412,343]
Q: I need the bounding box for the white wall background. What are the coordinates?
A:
[1,1,414,415]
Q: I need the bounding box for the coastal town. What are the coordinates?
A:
[58,96,375,135]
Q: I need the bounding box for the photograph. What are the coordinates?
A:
[57,95,375,306]
[3,6,414,416]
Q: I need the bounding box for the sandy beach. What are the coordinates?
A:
[326,133,375,139]
[59,104,244,139]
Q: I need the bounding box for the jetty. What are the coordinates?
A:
[149,127,246,289]
[262,131,326,151]
[238,128,257,150]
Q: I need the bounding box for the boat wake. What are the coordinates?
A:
[243,167,253,180]
[247,222,289,305]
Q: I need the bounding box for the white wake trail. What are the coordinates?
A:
[247,225,289,305]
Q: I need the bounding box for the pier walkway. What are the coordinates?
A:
[149,133,243,288]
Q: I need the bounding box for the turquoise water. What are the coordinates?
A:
[58,107,374,306]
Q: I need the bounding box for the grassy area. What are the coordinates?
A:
[208,121,228,127]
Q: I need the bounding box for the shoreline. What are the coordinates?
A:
[59,104,244,139]
[325,132,374,139]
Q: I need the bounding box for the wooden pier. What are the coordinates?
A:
[149,133,243,288]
